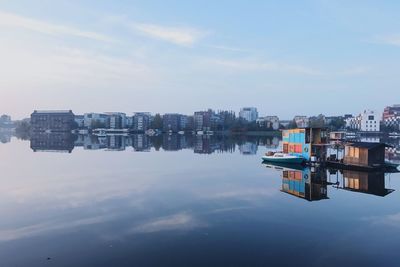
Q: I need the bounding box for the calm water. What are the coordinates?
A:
[1,134,400,267]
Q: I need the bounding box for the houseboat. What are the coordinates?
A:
[327,142,399,171]
[281,127,328,162]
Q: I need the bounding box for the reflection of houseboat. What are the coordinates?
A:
[334,170,394,197]
[281,167,328,201]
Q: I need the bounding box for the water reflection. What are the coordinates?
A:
[265,162,394,200]
[28,133,278,154]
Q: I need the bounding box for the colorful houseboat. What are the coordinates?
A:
[282,127,328,162]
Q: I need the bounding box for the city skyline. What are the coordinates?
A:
[1,1,400,118]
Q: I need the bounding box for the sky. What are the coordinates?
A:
[0,0,400,119]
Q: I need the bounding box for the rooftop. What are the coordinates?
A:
[345,142,390,149]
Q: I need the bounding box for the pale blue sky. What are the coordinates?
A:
[0,0,399,119]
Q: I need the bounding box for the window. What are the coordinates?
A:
[368,115,374,120]
[354,147,359,158]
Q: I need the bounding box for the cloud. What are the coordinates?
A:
[0,11,114,42]
[373,34,400,46]
[0,214,116,242]
[206,44,249,52]
[207,58,321,75]
[131,23,207,46]
[130,213,206,234]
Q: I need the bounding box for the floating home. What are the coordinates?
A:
[344,142,386,169]
[282,128,328,161]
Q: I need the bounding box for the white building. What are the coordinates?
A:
[294,116,309,128]
[239,107,258,122]
[256,116,280,130]
[345,110,381,132]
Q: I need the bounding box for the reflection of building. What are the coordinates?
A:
[339,170,394,196]
[162,134,180,151]
[133,134,150,151]
[239,142,258,155]
[194,135,213,154]
[31,110,75,132]
[30,133,76,152]
[106,135,126,151]
[282,128,327,161]
[239,107,258,122]
[281,167,328,201]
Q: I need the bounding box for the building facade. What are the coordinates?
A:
[383,104,400,131]
[105,112,126,129]
[345,110,381,132]
[83,113,108,128]
[239,107,258,122]
[31,110,75,132]
[293,116,310,128]
[256,116,280,130]
[133,112,151,132]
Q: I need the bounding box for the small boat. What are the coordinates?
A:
[262,152,304,164]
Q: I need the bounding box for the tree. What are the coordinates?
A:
[151,114,163,129]
[15,120,31,140]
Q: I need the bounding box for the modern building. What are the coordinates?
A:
[133,112,151,132]
[345,110,381,132]
[239,107,258,122]
[282,127,328,161]
[105,112,126,129]
[194,110,213,131]
[31,110,75,132]
[163,113,183,132]
[382,104,400,131]
[83,113,108,128]
[256,116,280,130]
[293,116,310,128]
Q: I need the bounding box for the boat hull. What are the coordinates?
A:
[262,156,304,164]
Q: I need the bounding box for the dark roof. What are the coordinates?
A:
[345,142,389,149]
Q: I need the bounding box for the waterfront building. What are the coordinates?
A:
[383,104,400,131]
[0,114,12,127]
[105,112,126,129]
[83,113,108,128]
[74,115,84,128]
[133,112,151,132]
[345,110,381,132]
[282,127,328,161]
[163,113,182,132]
[31,110,75,132]
[293,116,310,128]
[239,107,258,122]
[256,116,280,130]
[194,110,212,131]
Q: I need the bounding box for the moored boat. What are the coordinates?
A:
[262,152,304,164]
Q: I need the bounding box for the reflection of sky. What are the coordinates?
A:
[1,139,400,266]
